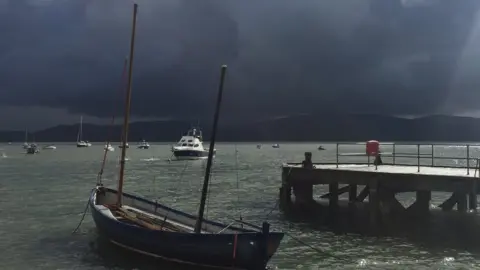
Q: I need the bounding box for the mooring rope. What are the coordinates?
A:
[72,188,95,234]
[233,144,243,224]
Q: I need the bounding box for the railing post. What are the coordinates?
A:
[392,143,396,165]
[417,144,420,172]
[431,144,434,167]
[336,143,339,168]
[467,144,470,175]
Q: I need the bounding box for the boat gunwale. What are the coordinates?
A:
[91,187,277,234]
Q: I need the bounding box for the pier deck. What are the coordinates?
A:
[290,164,477,177]
[279,142,480,227]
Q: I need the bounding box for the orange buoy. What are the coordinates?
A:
[366,140,380,156]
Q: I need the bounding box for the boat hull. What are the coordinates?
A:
[90,187,283,270]
[77,144,90,148]
[137,146,149,149]
[26,148,39,154]
[173,149,212,160]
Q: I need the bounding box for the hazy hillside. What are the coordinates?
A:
[1,114,479,142]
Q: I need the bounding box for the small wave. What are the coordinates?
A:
[142,157,160,162]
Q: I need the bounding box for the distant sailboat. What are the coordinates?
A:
[76,116,92,147]
[22,128,29,149]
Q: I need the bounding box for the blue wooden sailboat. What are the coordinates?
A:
[89,4,284,269]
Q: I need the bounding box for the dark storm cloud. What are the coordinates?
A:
[0,0,479,120]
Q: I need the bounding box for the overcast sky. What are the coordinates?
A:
[1,0,480,130]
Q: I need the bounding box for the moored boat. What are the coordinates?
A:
[26,144,39,154]
[137,140,150,149]
[119,143,129,148]
[76,116,92,147]
[88,11,283,268]
[90,187,283,269]
[104,144,115,152]
[172,128,212,160]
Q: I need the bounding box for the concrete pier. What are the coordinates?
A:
[279,143,480,228]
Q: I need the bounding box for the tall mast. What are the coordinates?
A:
[116,3,139,206]
[79,116,83,141]
[194,65,228,233]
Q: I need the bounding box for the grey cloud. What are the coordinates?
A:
[0,0,479,122]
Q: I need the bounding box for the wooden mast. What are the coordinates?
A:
[116,3,139,206]
[194,65,228,233]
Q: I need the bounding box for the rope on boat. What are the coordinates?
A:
[234,144,243,226]
[72,188,95,234]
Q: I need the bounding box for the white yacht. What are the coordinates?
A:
[104,144,115,152]
[172,128,212,160]
[118,143,129,148]
[43,145,56,150]
[76,116,92,147]
[272,144,280,148]
[137,140,150,149]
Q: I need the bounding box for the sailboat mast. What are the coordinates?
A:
[116,3,139,206]
[78,116,83,141]
[194,65,228,233]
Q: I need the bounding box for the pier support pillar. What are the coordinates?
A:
[458,193,467,212]
[469,179,477,211]
[279,186,292,211]
[368,180,380,228]
[412,191,431,214]
[378,188,404,216]
[279,169,292,212]
[329,182,339,214]
[469,193,477,211]
[349,184,357,202]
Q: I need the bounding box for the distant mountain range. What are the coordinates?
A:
[2,114,480,142]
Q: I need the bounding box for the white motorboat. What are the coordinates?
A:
[43,145,57,150]
[172,128,212,160]
[137,140,150,149]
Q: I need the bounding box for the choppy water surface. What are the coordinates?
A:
[1,143,480,269]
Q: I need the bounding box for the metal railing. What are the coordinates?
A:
[335,142,480,175]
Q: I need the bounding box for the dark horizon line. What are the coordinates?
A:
[4,140,480,143]
[4,112,480,133]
